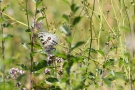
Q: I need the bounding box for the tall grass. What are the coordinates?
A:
[0,0,135,90]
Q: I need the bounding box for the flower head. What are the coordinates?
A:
[44,68,50,75]
[56,58,63,63]
[9,68,25,79]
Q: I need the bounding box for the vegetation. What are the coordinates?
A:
[0,0,135,90]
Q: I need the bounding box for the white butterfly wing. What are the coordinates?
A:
[38,32,59,54]
[47,33,59,46]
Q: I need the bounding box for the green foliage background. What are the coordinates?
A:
[0,0,135,90]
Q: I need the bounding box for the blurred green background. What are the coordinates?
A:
[0,0,135,90]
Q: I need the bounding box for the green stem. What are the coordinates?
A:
[41,3,49,31]
[2,12,28,27]
[81,0,96,87]
[0,2,5,89]
[97,0,116,35]
[87,0,95,62]
[122,0,131,32]
[25,0,34,89]
[122,0,133,90]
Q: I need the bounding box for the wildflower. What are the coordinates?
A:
[9,68,25,79]
[19,70,25,75]
[35,21,42,29]
[58,69,63,75]
[47,55,55,60]
[47,55,55,65]
[57,58,63,63]
[16,82,21,87]
[44,68,50,75]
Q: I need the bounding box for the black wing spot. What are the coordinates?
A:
[38,35,43,38]
[52,40,58,44]
[40,39,44,41]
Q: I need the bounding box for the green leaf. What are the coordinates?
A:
[4,34,14,41]
[102,78,111,87]
[118,57,123,67]
[46,77,58,83]
[71,3,76,12]
[3,58,15,65]
[30,52,37,57]
[17,64,28,70]
[21,43,30,50]
[63,55,83,73]
[65,36,72,44]
[120,26,131,32]
[115,72,126,80]
[33,43,41,49]
[74,6,80,13]
[36,9,41,14]
[105,70,115,79]
[71,41,85,51]
[96,50,105,56]
[49,86,61,90]
[0,0,3,3]
[88,72,96,80]
[62,0,70,5]
[33,60,47,71]
[103,59,114,68]
[73,84,86,90]
[32,0,37,3]
[110,70,115,76]
[2,5,9,12]
[124,53,130,63]
[27,42,41,50]
[54,52,67,59]
[71,3,80,13]
[0,81,14,90]
[60,25,71,36]
[72,16,81,26]
[36,16,45,22]
[109,46,117,52]
[26,9,34,17]
[62,14,69,22]
[70,55,83,63]
[96,68,102,75]
[89,72,95,77]
[36,1,42,7]
[25,28,31,32]
[88,48,97,53]
[0,17,4,23]
[31,22,35,28]
[2,23,13,28]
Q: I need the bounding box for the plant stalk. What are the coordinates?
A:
[0,2,5,89]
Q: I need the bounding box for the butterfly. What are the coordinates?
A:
[38,32,59,54]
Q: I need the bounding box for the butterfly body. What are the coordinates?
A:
[38,32,59,54]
